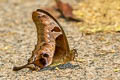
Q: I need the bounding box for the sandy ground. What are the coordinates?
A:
[0,0,120,80]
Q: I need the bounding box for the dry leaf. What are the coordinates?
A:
[55,0,82,21]
[55,0,73,18]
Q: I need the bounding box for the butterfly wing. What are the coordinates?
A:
[36,9,75,65]
[52,29,75,65]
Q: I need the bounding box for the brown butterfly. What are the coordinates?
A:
[13,9,76,71]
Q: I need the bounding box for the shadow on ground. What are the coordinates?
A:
[40,63,80,71]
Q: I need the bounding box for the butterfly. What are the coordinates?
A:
[13,9,76,71]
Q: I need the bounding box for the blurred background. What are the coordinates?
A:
[0,0,120,80]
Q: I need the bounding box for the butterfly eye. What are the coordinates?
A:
[43,53,49,58]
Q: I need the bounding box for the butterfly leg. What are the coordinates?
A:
[70,49,78,61]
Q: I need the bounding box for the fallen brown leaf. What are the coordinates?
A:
[55,0,73,18]
[55,0,82,22]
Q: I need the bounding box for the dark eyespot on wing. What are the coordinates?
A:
[51,27,61,32]
[43,53,49,57]
[39,58,46,66]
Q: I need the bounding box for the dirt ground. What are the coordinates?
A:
[0,0,120,80]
